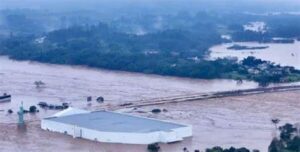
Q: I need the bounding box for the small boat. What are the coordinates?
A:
[0,93,11,103]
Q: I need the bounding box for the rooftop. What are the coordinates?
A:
[45,111,186,133]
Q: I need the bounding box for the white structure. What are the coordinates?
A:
[41,108,192,144]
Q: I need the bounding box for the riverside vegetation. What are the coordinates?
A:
[0,24,300,86]
[1,10,300,85]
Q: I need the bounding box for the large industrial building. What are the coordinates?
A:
[41,108,192,144]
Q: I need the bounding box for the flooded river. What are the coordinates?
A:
[0,56,258,123]
[0,56,299,152]
[209,41,300,69]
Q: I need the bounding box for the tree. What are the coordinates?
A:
[34,80,46,88]
[279,123,297,143]
[206,146,251,152]
[183,147,189,152]
[206,146,223,152]
[268,138,284,152]
[286,136,300,152]
[29,106,37,113]
[268,123,300,152]
[147,143,160,152]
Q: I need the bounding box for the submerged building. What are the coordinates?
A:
[41,108,192,144]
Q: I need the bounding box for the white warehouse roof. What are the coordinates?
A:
[47,111,185,133]
[42,109,192,144]
[51,107,89,117]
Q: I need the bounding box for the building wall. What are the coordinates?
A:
[173,125,193,139]
[41,119,74,135]
[41,119,192,144]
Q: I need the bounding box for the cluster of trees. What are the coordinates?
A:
[205,146,256,152]
[1,10,300,85]
[0,23,300,85]
[2,9,300,41]
[241,57,300,86]
[147,144,255,152]
[269,123,300,152]
[0,22,220,58]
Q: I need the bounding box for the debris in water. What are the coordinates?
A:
[96,96,104,103]
[7,109,13,114]
[151,109,161,114]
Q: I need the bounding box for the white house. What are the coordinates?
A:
[41,108,192,144]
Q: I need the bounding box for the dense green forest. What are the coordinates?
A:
[1,24,300,85]
[1,10,300,85]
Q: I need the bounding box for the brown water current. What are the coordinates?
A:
[0,56,258,123]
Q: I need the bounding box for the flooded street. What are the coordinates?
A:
[0,56,258,123]
[209,41,300,69]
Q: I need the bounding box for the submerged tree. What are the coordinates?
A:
[268,123,300,152]
[205,146,250,152]
[269,138,284,152]
[147,143,160,152]
[34,80,46,88]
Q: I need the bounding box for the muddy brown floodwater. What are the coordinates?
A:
[209,41,300,69]
[130,90,300,152]
[1,90,300,152]
[0,57,299,152]
[0,56,258,123]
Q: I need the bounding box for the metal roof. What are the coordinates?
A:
[45,111,186,133]
[51,107,89,117]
